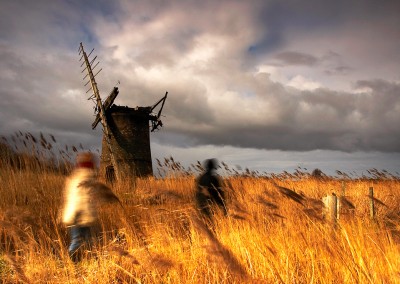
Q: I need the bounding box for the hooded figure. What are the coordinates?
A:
[62,152,99,262]
[195,158,227,219]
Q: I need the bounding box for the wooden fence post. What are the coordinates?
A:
[323,194,339,223]
[369,187,375,219]
[340,181,345,221]
[341,181,346,197]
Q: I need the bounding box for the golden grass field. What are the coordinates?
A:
[1,134,400,283]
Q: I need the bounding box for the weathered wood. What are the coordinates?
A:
[369,187,375,219]
[80,42,121,182]
[322,194,339,223]
[341,181,346,196]
[92,87,119,129]
[150,92,168,132]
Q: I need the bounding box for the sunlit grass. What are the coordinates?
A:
[1,134,400,283]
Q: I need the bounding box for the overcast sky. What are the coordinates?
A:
[1,0,399,176]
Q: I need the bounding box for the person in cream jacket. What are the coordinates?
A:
[62,152,99,262]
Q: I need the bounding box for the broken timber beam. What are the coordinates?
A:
[92,87,119,129]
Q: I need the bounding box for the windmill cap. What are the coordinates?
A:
[76,152,95,168]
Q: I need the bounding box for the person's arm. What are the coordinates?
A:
[214,177,228,215]
[211,176,225,204]
[62,179,78,225]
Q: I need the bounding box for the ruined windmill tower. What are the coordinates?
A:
[78,43,167,182]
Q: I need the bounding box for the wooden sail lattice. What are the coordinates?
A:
[78,42,121,181]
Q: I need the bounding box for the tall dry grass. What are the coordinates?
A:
[1,135,400,283]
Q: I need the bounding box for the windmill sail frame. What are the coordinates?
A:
[78,42,168,182]
[79,42,121,181]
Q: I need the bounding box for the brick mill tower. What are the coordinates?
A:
[79,43,167,182]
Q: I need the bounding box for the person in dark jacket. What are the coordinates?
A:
[195,159,227,220]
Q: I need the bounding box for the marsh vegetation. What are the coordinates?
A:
[1,133,400,283]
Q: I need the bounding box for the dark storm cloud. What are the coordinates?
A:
[324,66,353,76]
[273,51,319,66]
[161,76,400,152]
[0,0,399,158]
[0,1,100,148]
[0,46,89,130]
[248,0,400,54]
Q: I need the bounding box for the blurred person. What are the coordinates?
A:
[62,152,107,262]
[195,158,227,220]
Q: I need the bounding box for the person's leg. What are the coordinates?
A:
[68,226,82,262]
[196,193,212,218]
[80,226,93,251]
[69,226,95,263]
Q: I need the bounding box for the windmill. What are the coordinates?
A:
[78,43,168,182]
